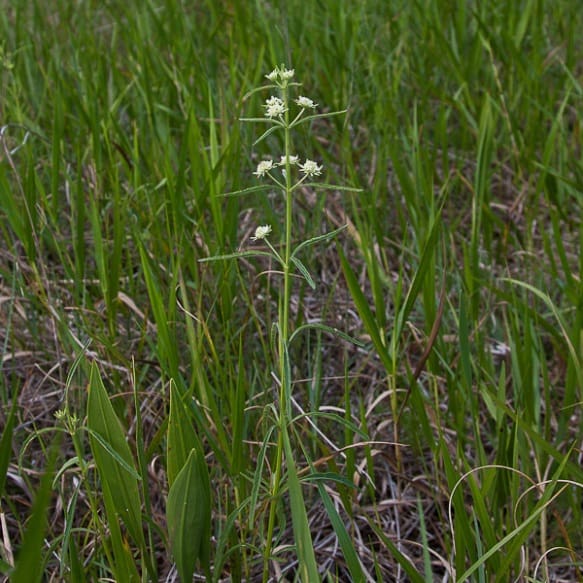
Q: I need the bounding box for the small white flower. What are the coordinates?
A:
[264,96,286,118]
[265,69,278,81]
[299,159,323,177]
[279,67,295,80]
[251,225,272,241]
[295,96,317,109]
[253,159,274,177]
[278,155,299,166]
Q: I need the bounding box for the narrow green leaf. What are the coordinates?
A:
[11,437,60,583]
[167,448,212,581]
[288,109,348,128]
[87,363,144,548]
[291,256,316,289]
[302,183,363,193]
[317,481,365,582]
[219,184,272,198]
[198,250,273,264]
[0,398,17,497]
[281,425,319,581]
[248,424,276,530]
[391,206,443,348]
[65,532,86,583]
[365,518,425,583]
[289,322,366,348]
[138,241,179,379]
[253,124,284,145]
[338,245,393,372]
[303,472,356,489]
[291,225,348,259]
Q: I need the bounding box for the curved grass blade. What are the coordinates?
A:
[289,322,365,348]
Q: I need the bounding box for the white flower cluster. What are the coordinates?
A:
[253,156,322,178]
[253,159,274,177]
[265,66,295,83]
[299,159,322,177]
[251,224,272,241]
[263,96,286,118]
[295,96,317,109]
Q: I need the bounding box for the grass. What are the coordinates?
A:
[0,0,581,581]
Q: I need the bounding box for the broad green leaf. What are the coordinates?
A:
[167,448,211,581]
[102,479,141,582]
[87,363,144,548]
[167,381,201,487]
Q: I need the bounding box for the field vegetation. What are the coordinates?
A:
[0,0,581,581]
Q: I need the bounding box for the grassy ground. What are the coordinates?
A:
[0,0,582,581]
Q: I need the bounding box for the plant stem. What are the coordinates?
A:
[263,81,294,583]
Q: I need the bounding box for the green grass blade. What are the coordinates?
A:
[317,480,365,582]
[282,423,319,581]
[10,437,60,583]
[338,244,393,372]
[0,398,17,498]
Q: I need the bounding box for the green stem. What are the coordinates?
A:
[263,81,294,583]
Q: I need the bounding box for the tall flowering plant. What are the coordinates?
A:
[200,65,361,580]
